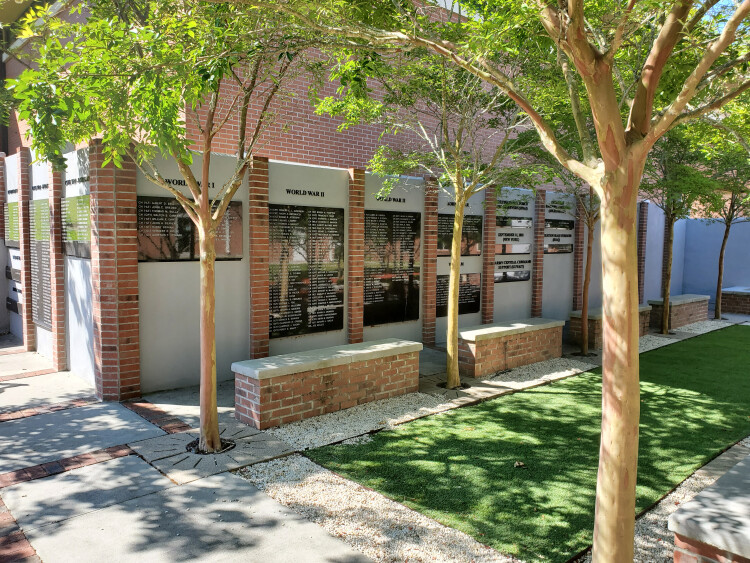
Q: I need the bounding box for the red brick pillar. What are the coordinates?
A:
[17,147,36,351]
[422,177,438,346]
[661,213,670,298]
[531,189,546,317]
[481,188,496,324]
[0,153,5,243]
[89,141,140,401]
[49,167,67,371]
[347,168,365,344]
[637,201,649,304]
[572,198,585,311]
[248,156,270,359]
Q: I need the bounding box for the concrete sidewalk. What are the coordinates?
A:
[0,348,370,562]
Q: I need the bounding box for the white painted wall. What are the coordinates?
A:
[542,192,576,320]
[582,220,604,310]
[137,152,250,392]
[5,153,21,338]
[30,149,54,359]
[643,202,665,302]
[671,219,687,295]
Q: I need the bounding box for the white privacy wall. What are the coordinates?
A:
[541,192,576,320]
[5,153,22,339]
[138,153,250,393]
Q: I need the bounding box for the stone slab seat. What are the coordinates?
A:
[232,338,423,430]
[721,286,750,315]
[668,453,750,562]
[648,294,710,331]
[457,318,564,379]
[569,304,652,349]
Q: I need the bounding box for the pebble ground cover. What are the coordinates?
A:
[307,325,750,562]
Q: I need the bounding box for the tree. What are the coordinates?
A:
[229,1,750,558]
[8,0,300,452]
[318,49,531,388]
[641,129,721,333]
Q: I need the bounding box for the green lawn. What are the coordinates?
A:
[307,325,750,562]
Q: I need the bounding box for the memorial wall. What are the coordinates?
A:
[30,158,51,332]
[542,192,576,319]
[3,153,22,339]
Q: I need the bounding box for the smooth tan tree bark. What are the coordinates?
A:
[446,193,467,389]
[661,216,676,334]
[714,222,731,319]
[581,218,595,355]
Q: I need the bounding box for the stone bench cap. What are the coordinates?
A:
[570,304,652,319]
[722,286,750,295]
[458,318,565,342]
[648,294,710,306]
[668,453,750,558]
[232,338,423,380]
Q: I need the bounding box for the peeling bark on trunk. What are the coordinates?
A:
[591,168,641,563]
[661,218,675,335]
[581,221,594,355]
[714,222,731,320]
[198,226,221,453]
[446,197,466,389]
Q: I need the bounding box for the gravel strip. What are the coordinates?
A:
[676,319,734,334]
[240,454,517,563]
[638,335,675,353]
[488,357,598,388]
[265,393,453,451]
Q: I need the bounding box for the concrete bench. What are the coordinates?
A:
[722,287,750,315]
[648,294,709,331]
[669,453,750,563]
[569,304,652,349]
[232,338,422,429]
[457,319,564,378]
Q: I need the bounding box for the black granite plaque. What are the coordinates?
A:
[269,204,345,338]
[545,218,575,230]
[363,210,421,326]
[137,196,243,261]
[435,273,481,317]
[29,199,52,330]
[62,195,91,258]
[494,257,532,283]
[437,214,482,257]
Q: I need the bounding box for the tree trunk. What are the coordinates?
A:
[714,222,731,320]
[591,169,641,563]
[581,220,594,355]
[445,197,466,389]
[661,218,675,335]
[198,225,221,452]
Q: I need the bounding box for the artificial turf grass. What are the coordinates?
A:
[307,325,750,562]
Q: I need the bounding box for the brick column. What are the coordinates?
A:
[531,189,546,317]
[248,156,270,359]
[421,177,438,346]
[661,213,670,298]
[17,147,35,351]
[481,188,496,324]
[347,168,365,344]
[0,152,5,242]
[572,198,585,311]
[49,167,67,371]
[89,141,140,401]
[637,201,649,304]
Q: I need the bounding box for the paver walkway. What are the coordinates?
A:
[0,342,369,562]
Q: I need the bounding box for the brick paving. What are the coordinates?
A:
[122,400,193,434]
[0,369,57,383]
[0,496,39,562]
[0,396,98,423]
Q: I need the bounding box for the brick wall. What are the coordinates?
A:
[457,326,562,378]
[531,190,546,317]
[235,351,420,429]
[569,309,651,349]
[89,141,140,400]
[637,201,649,304]
[17,147,35,351]
[0,153,5,248]
[49,167,67,371]
[674,533,750,563]
[481,189,496,324]
[347,168,365,344]
[421,178,438,346]
[721,293,750,315]
[572,199,585,311]
[649,299,708,331]
[248,156,270,358]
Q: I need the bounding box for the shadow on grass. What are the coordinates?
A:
[308,325,750,562]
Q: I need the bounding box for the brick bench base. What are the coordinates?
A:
[674,533,750,563]
[649,295,709,331]
[457,319,564,379]
[722,289,750,315]
[233,339,421,429]
[569,305,652,349]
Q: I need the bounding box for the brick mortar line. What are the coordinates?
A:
[0,397,99,423]
[0,368,58,383]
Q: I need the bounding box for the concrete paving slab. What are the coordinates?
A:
[25,471,371,563]
[0,403,165,473]
[145,379,235,429]
[418,348,446,376]
[130,427,292,485]
[0,352,52,378]
[1,456,174,530]
[0,372,95,413]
